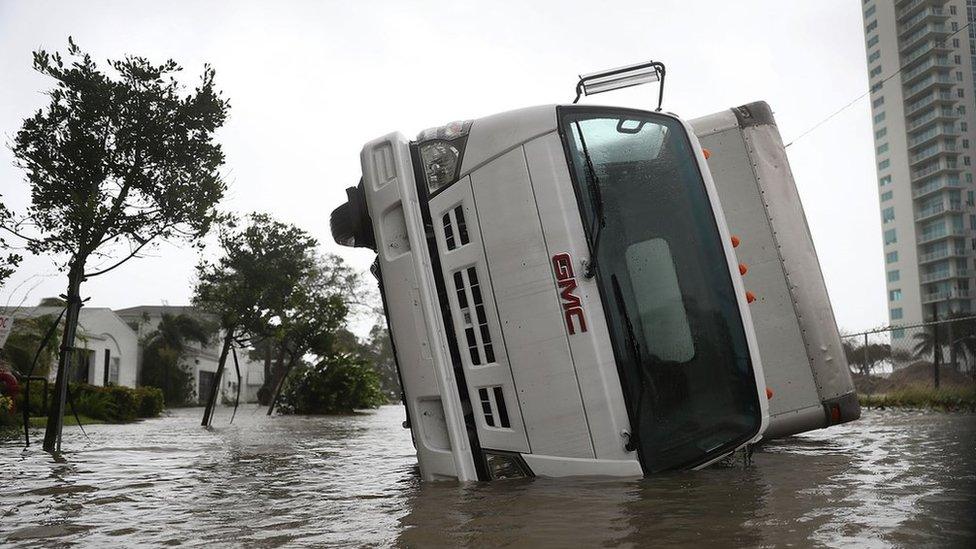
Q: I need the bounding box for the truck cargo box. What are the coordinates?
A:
[690,101,860,439]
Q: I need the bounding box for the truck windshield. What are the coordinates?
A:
[558,107,763,473]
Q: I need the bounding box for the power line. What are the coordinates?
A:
[785,20,973,148]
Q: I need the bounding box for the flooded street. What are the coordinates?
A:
[1,406,974,548]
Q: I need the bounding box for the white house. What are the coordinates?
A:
[115,305,265,404]
[1,306,139,388]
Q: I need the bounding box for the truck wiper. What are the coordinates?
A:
[574,121,605,278]
[611,274,643,452]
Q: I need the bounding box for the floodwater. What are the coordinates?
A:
[1,406,973,548]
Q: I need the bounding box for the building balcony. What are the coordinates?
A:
[902,73,954,102]
[909,141,959,167]
[921,288,973,304]
[917,226,968,245]
[920,269,971,284]
[912,162,961,185]
[918,247,967,264]
[905,91,955,116]
[900,24,949,53]
[907,106,957,131]
[908,126,959,150]
[914,200,964,221]
[901,56,951,85]
[899,7,948,36]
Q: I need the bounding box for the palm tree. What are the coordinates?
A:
[141,314,213,405]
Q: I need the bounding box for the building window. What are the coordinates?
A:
[877,143,889,154]
[871,81,883,93]
[866,20,877,33]
[958,87,965,98]
[884,229,897,245]
[892,328,905,339]
[864,4,875,17]
[886,251,898,264]
[868,50,881,63]
[867,35,879,48]
[881,190,893,202]
[889,289,902,301]
[872,95,884,108]
[874,112,886,124]
[882,206,895,223]
[887,269,900,282]
[891,308,903,320]
[875,127,887,139]
[880,175,892,186]
[869,65,883,78]
[879,159,890,170]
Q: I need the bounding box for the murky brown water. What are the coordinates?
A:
[1,406,974,547]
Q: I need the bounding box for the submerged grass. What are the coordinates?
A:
[859,385,976,412]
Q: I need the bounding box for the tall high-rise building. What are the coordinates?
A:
[862,0,976,336]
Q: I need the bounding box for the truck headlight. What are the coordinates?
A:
[416,120,471,195]
[483,451,533,480]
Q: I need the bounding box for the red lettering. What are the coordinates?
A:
[552,252,587,334]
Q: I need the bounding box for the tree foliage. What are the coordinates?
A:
[140,313,214,406]
[1,312,63,378]
[0,197,22,287]
[276,353,385,415]
[5,38,228,269]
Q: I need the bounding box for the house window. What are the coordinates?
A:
[868,50,881,63]
[891,308,903,320]
[880,175,892,186]
[889,289,902,301]
[869,65,883,78]
[892,328,905,339]
[887,269,900,282]
[881,190,893,202]
[886,251,898,264]
[874,112,886,124]
[109,357,120,385]
[875,127,887,139]
[879,159,890,170]
[877,143,889,154]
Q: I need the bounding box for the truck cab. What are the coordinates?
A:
[332,102,770,480]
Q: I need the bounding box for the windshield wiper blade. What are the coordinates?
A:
[611,274,643,452]
[574,121,605,278]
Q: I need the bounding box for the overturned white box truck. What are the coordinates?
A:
[331,62,858,481]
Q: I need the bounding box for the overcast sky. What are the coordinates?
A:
[0,0,884,335]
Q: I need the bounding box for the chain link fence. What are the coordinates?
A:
[841,316,976,392]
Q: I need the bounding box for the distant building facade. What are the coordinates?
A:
[2,306,139,387]
[115,305,265,404]
[861,0,976,335]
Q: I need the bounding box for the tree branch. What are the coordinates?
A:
[83,233,158,277]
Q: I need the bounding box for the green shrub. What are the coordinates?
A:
[0,395,17,427]
[278,353,386,415]
[13,382,166,422]
[135,386,164,417]
[859,384,976,412]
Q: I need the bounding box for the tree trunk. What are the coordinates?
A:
[201,330,233,426]
[266,351,298,416]
[42,264,84,453]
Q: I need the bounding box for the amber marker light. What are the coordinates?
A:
[766,387,773,400]
[739,263,748,276]
[731,235,740,248]
[746,291,756,303]
[702,148,711,160]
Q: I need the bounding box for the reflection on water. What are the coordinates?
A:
[1,406,973,547]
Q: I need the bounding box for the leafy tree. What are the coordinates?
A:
[193,213,318,424]
[276,353,385,415]
[360,321,401,400]
[842,339,891,377]
[1,312,63,378]
[2,38,229,451]
[0,197,23,287]
[140,313,214,406]
[264,254,367,414]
